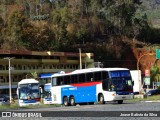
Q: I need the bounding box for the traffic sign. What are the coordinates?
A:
[144,77,150,85]
[156,49,160,59]
[145,69,150,76]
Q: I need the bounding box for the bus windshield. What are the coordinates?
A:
[109,70,133,92]
[19,83,40,100]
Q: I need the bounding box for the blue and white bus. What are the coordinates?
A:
[38,73,53,104]
[17,79,41,107]
[50,68,134,106]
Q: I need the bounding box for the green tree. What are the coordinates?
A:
[51,7,72,50]
[22,22,54,51]
[1,10,28,50]
[76,27,87,44]
[151,65,159,82]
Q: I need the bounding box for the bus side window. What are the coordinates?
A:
[86,72,93,82]
[94,72,101,81]
[102,71,109,80]
[79,74,85,83]
[63,78,68,85]
[102,78,110,91]
[71,75,78,84]
[65,76,71,84]
[57,77,63,85]
[52,77,57,86]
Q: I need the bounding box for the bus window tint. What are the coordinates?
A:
[57,77,63,85]
[94,72,101,81]
[71,75,78,84]
[102,78,109,91]
[102,71,108,80]
[78,74,85,83]
[52,77,57,86]
[86,72,93,82]
[65,75,71,84]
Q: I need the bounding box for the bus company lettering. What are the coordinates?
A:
[69,87,77,90]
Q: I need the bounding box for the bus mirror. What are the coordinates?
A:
[39,87,43,93]
[132,81,134,86]
[16,88,18,94]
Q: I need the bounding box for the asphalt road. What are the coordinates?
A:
[15,101,160,111]
[1,101,160,120]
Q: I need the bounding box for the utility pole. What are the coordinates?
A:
[4,57,15,104]
[79,48,82,69]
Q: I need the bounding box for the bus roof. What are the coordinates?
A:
[51,68,130,77]
[18,79,39,85]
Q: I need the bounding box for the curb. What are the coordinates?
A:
[141,100,160,103]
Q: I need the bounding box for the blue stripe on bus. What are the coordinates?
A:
[61,85,97,103]
[116,91,132,95]
[23,99,37,103]
[44,98,52,101]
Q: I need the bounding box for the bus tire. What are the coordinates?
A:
[63,97,68,106]
[99,94,105,104]
[118,100,123,104]
[70,96,75,106]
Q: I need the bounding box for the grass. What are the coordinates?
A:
[127,95,160,102]
[142,95,160,101]
[0,102,61,111]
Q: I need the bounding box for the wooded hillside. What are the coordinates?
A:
[0,0,160,68]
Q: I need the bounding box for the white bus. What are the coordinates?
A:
[17,79,41,107]
[50,68,134,106]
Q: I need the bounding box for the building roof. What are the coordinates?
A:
[0,50,93,57]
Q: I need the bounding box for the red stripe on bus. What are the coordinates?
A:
[34,98,41,101]
[70,81,101,87]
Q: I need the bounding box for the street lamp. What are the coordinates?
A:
[4,57,15,104]
[79,48,82,69]
[137,53,155,94]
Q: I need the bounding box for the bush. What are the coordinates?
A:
[157,85,160,89]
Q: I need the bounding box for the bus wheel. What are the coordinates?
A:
[63,97,68,106]
[70,96,75,106]
[99,94,105,104]
[118,100,123,104]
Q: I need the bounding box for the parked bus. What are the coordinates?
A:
[43,83,53,104]
[50,68,134,106]
[38,73,53,104]
[17,79,41,107]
